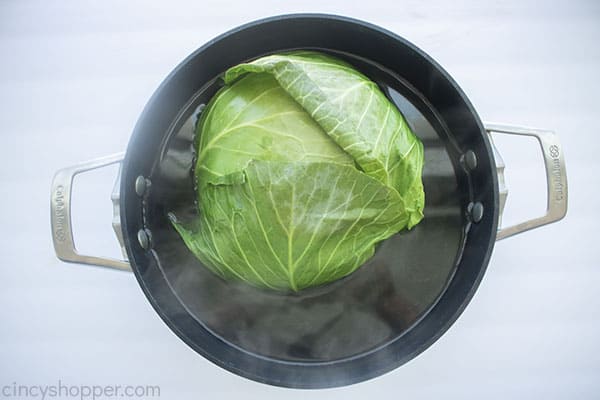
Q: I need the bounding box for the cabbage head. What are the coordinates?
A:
[171,51,424,291]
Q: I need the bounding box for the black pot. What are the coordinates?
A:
[51,14,567,389]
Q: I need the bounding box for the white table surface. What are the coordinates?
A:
[1,0,599,398]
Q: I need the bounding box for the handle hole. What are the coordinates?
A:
[491,132,547,228]
[71,163,123,260]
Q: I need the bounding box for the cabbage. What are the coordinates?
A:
[171,51,424,291]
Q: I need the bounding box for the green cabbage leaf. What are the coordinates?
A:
[172,51,424,291]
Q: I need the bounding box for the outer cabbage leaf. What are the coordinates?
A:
[225,51,424,227]
[172,161,408,291]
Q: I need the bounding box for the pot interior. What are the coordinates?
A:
[142,49,471,362]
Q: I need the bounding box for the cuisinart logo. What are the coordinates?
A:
[53,185,67,242]
[548,144,564,202]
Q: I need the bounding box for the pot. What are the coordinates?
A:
[50,14,567,388]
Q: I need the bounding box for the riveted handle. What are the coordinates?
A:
[485,123,568,240]
[51,153,131,270]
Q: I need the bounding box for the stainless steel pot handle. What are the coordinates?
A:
[51,126,567,268]
[50,153,131,271]
[485,123,568,240]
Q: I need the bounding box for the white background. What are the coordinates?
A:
[1,0,599,398]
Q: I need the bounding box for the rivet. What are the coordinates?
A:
[463,150,478,170]
[471,202,484,223]
[137,229,152,250]
[135,176,146,196]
